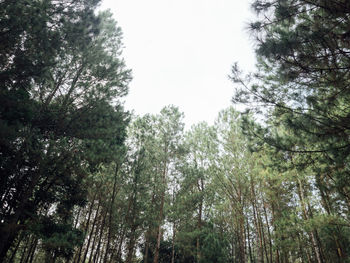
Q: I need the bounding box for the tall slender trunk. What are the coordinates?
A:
[74,207,82,229]
[144,192,157,263]
[171,223,176,263]
[19,236,30,263]
[8,231,24,263]
[25,237,38,263]
[88,228,99,263]
[82,200,101,263]
[27,239,38,263]
[98,240,107,263]
[92,208,107,263]
[103,164,120,263]
[75,193,97,263]
[262,200,273,263]
[246,218,254,263]
[297,178,323,263]
[257,209,268,263]
[20,237,32,263]
[115,227,126,263]
[153,205,163,263]
[125,225,137,263]
[238,209,246,263]
[24,237,35,263]
[144,230,151,263]
[196,178,203,263]
[153,158,168,263]
[250,180,263,263]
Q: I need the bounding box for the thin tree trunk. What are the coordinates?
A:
[246,218,254,263]
[82,200,101,263]
[153,159,168,263]
[98,239,107,263]
[93,209,107,263]
[115,227,126,263]
[250,182,263,263]
[8,231,24,263]
[262,201,273,263]
[75,194,98,263]
[238,212,246,263]
[196,178,203,263]
[74,207,82,229]
[257,208,269,263]
[171,223,176,263]
[27,239,38,263]
[144,231,150,263]
[144,192,157,263]
[153,216,163,263]
[20,235,31,263]
[297,178,323,263]
[88,228,99,263]
[25,237,38,263]
[103,164,120,263]
[125,225,137,263]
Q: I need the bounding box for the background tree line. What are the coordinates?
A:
[1,0,350,262]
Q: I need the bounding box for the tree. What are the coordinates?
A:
[0,1,131,260]
[232,1,350,260]
[180,122,218,263]
[149,106,184,263]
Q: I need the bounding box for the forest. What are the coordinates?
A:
[0,0,349,262]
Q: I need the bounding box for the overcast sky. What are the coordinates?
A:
[101,0,256,128]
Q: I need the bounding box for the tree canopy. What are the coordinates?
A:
[1,0,350,262]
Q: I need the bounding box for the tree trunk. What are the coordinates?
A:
[262,200,273,263]
[297,178,323,263]
[125,225,137,263]
[153,159,168,263]
[103,164,120,263]
[82,200,101,263]
[27,239,38,263]
[153,219,163,263]
[246,218,254,263]
[92,208,107,263]
[8,231,24,263]
[171,223,176,263]
[144,231,150,263]
[75,194,98,263]
[250,180,263,263]
[255,203,269,263]
[196,178,203,263]
[19,235,31,263]
[74,207,82,229]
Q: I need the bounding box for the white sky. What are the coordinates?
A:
[101,0,256,128]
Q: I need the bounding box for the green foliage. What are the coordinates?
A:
[34,217,84,261]
[3,0,350,262]
[0,0,130,260]
[199,223,230,263]
[232,1,350,260]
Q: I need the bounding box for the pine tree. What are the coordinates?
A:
[232,1,350,259]
[0,1,131,260]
